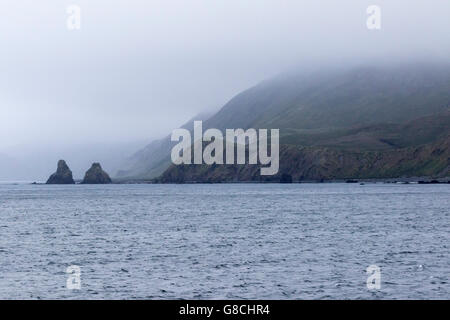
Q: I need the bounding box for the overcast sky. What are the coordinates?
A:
[1,0,449,151]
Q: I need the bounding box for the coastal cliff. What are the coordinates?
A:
[118,63,450,183]
[156,135,450,183]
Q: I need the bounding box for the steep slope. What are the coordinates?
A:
[281,110,450,150]
[116,112,213,180]
[204,64,450,132]
[118,62,450,181]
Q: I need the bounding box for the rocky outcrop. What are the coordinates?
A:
[81,163,112,184]
[156,135,450,183]
[46,160,75,184]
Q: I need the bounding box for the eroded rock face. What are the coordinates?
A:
[81,163,112,184]
[46,160,75,184]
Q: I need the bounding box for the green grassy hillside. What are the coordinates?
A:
[118,63,450,181]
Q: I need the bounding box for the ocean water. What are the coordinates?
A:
[0,183,448,300]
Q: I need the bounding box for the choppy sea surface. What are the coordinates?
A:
[0,183,448,299]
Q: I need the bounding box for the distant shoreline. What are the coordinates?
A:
[115,176,450,184]
[1,177,446,185]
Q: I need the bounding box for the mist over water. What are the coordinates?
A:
[1,1,450,180]
[1,183,448,299]
[1,0,450,304]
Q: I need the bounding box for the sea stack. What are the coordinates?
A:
[81,163,112,184]
[46,160,75,184]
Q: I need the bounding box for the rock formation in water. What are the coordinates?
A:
[81,163,112,184]
[46,160,75,184]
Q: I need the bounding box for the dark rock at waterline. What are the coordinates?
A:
[418,180,442,184]
[81,163,112,184]
[46,160,75,184]
[280,173,293,183]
